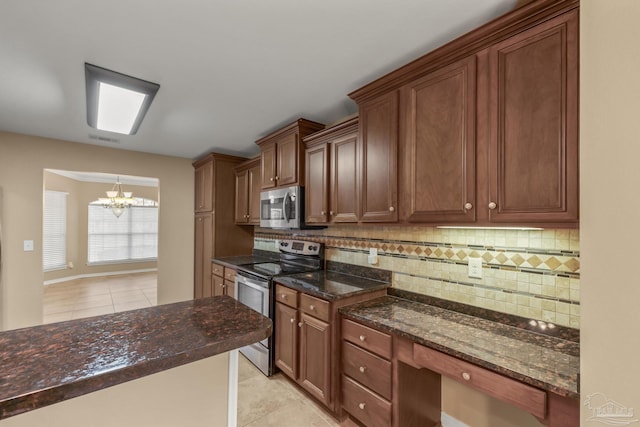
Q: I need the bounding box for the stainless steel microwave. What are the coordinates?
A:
[260,186,307,229]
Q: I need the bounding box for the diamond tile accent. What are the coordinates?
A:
[456,250,467,260]
[527,255,543,268]
[545,257,562,270]
[496,253,509,264]
[511,254,525,266]
[564,258,580,272]
[482,252,494,263]
[434,248,443,257]
[445,249,455,259]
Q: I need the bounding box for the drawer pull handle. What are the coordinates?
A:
[309,305,315,311]
[281,294,287,300]
[359,335,366,342]
[462,372,471,381]
[290,318,295,324]
[358,403,366,410]
[359,366,366,373]
[298,322,303,328]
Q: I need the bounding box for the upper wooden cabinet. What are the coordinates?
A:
[399,56,477,223]
[234,157,261,225]
[256,119,325,190]
[304,117,359,224]
[194,160,213,213]
[350,0,579,226]
[486,10,579,223]
[359,92,398,223]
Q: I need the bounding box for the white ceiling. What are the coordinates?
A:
[0,0,517,160]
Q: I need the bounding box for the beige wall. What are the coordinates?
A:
[581,0,640,423]
[43,171,158,282]
[0,354,229,427]
[0,131,194,330]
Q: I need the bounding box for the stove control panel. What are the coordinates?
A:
[278,239,322,256]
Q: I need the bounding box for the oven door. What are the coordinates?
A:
[235,273,269,347]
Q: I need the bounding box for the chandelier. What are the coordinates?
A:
[98,177,137,217]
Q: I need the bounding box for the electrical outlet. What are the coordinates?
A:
[368,248,378,265]
[468,257,483,279]
[23,240,34,252]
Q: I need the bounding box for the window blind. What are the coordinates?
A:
[88,199,158,264]
[43,190,67,271]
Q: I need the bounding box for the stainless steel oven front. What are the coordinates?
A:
[234,272,272,375]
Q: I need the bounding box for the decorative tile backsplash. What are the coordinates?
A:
[254,226,580,329]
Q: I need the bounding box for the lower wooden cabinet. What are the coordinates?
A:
[274,285,331,406]
[211,262,237,299]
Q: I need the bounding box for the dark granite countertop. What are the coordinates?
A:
[274,271,390,300]
[340,296,579,399]
[0,296,272,420]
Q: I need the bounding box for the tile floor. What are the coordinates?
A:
[43,273,343,426]
[237,354,342,427]
[42,272,158,324]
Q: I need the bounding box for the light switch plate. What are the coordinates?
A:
[368,248,378,265]
[23,240,34,252]
[468,257,483,279]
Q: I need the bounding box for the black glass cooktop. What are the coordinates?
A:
[237,262,319,280]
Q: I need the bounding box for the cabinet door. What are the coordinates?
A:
[275,302,298,380]
[224,279,235,299]
[401,56,477,223]
[277,133,300,186]
[305,143,329,223]
[234,169,249,224]
[331,133,359,223]
[261,142,277,189]
[488,11,578,223]
[359,91,398,222]
[212,274,225,297]
[194,214,212,298]
[299,312,331,406]
[194,161,213,212]
[248,162,262,225]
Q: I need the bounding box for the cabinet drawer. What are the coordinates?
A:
[342,341,392,400]
[275,284,298,308]
[342,319,392,359]
[342,375,391,427]
[211,262,224,277]
[224,268,236,282]
[413,343,547,419]
[300,293,330,322]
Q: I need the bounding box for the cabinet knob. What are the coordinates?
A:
[321,211,326,215]
[270,177,274,182]
[220,284,225,288]
[359,366,367,373]
[462,372,471,381]
[309,305,315,311]
[389,206,395,212]
[298,322,303,328]
[329,211,334,216]
[359,335,366,342]
[290,318,295,324]
[488,202,497,210]
[275,176,279,180]
[358,403,366,410]
[281,294,287,300]
[464,202,473,210]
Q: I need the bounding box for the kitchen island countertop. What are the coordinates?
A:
[0,296,271,420]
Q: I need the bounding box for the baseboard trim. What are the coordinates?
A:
[441,412,469,427]
[43,268,158,286]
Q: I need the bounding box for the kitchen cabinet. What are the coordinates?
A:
[211,261,236,298]
[256,118,325,190]
[193,153,254,299]
[399,56,476,223]
[349,0,579,227]
[274,285,331,406]
[303,117,359,224]
[485,10,579,223]
[234,157,261,225]
[358,92,398,222]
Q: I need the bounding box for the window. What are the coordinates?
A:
[88,198,158,264]
[43,190,67,271]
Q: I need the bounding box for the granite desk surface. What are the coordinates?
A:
[340,296,580,399]
[0,296,272,420]
[274,271,390,300]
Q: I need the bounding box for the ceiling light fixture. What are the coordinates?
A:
[98,177,137,218]
[85,63,160,135]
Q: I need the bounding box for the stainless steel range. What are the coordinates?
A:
[234,239,323,376]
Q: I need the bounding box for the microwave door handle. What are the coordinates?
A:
[283,191,290,223]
